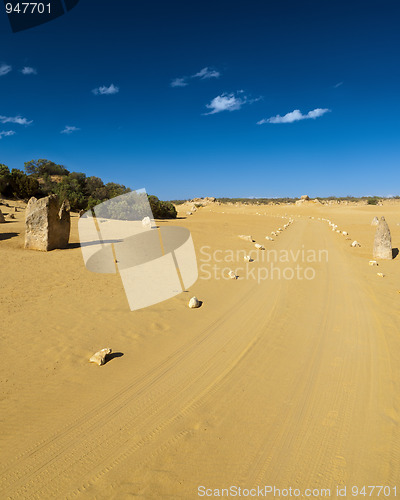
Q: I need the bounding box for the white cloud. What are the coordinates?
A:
[171,67,221,88]
[92,83,119,95]
[258,108,331,124]
[192,67,220,80]
[334,81,343,88]
[0,64,12,76]
[0,130,15,139]
[61,125,80,134]
[21,66,37,75]
[204,91,260,115]
[0,115,33,125]
[170,77,188,88]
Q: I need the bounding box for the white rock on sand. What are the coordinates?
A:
[228,270,237,279]
[238,235,253,242]
[188,297,200,308]
[142,216,151,227]
[371,216,379,226]
[255,243,265,250]
[351,241,361,247]
[89,348,112,366]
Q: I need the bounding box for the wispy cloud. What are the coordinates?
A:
[170,77,188,88]
[21,66,37,75]
[333,81,343,88]
[204,91,261,115]
[0,64,12,76]
[0,115,33,125]
[257,108,331,124]
[92,83,119,95]
[61,125,80,134]
[171,66,221,88]
[192,67,220,80]
[0,130,15,139]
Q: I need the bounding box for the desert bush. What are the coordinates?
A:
[367,197,379,205]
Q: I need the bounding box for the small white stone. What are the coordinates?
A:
[255,243,265,250]
[89,348,112,366]
[142,216,151,227]
[228,270,237,279]
[369,260,378,266]
[238,235,253,242]
[188,297,200,308]
[351,241,361,247]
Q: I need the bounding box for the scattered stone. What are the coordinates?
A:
[0,209,5,223]
[186,212,193,216]
[371,216,379,226]
[8,213,15,219]
[377,273,385,278]
[14,207,18,212]
[188,296,200,308]
[342,231,348,236]
[244,255,253,262]
[351,241,361,247]
[142,216,151,227]
[265,236,274,241]
[228,270,237,279]
[255,243,265,250]
[373,217,392,260]
[89,348,112,366]
[238,235,253,242]
[301,195,310,200]
[25,195,70,251]
[369,260,378,266]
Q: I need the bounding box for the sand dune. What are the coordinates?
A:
[1,201,400,498]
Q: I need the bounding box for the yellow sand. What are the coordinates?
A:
[1,200,399,499]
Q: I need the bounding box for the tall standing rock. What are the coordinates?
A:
[371,216,379,226]
[373,216,392,260]
[0,208,5,223]
[25,195,70,251]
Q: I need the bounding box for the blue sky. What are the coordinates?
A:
[0,0,399,199]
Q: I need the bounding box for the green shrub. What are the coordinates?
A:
[367,197,379,205]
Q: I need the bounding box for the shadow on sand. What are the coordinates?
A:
[392,248,399,259]
[105,352,124,364]
[0,232,19,241]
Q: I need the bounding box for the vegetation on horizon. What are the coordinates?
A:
[0,160,177,219]
[170,195,399,205]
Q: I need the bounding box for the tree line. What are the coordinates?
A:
[0,159,177,218]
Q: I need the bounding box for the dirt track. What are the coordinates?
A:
[1,205,400,498]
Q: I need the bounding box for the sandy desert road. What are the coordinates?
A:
[1,217,400,499]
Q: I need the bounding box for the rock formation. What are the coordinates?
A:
[371,216,379,226]
[0,208,5,223]
[238,235,254,242]
[373,216,392,259]
[89,348,112,365]
[25,195,70,251]
[188,297,200,308]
